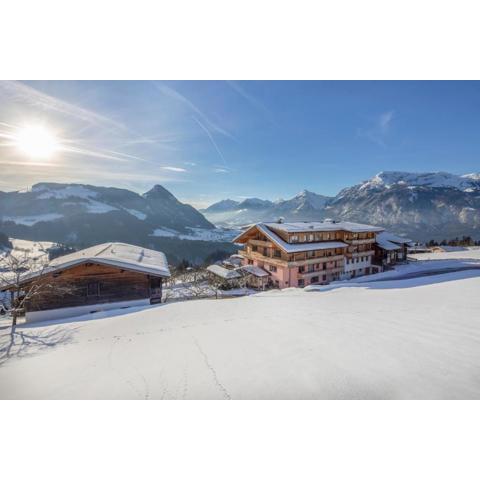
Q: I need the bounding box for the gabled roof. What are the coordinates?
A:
[264,221,384,233]
[207,264,242,279]
[3,243,170,288]
[233,223,348,253]
[238,265,270,277]
[376,231,413,245]
[376,238,401,251]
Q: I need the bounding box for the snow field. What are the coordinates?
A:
[1,269,480,399]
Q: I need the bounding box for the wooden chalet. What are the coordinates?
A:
[233,220,384,288]
[1,242,170,322]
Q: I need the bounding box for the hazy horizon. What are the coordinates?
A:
[1,80,480,208]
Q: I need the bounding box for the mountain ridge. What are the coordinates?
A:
[0,182,238,264]
[202,171,480,240]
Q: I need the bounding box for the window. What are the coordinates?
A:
[298,279,305,287]
[252,245,258,252]
[274,249,281,258]
[298,265,305,273]
[311,276,319,284]
[291,235,299,243]
[248,259,254,265]
[308,234,314,242]
[307,250,315,258]
[87,281,100,296]
[269,265,277,272]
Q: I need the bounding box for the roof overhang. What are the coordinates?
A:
[0,257,170,291]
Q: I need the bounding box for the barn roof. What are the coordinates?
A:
[2,243,170,289]
[53,243,170,276]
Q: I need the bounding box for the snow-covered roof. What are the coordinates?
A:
[376,231,412,245]
[207,264,242,279]
[264,221,384,233]
[234,223,348,253]
[376,238,401,251]
[14,243,170,285]
[238,265,270,277]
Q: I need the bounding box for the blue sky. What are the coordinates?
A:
[0,80,479,207]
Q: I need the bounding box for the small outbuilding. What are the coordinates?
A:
[1,242,170,322]
[237,264,270,290]
[374,232,413,267]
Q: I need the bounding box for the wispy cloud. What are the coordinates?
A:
[379,111,394,133]
[192,115,228,167]
[153,82,234,140]
[0,81,128,134]
[162,166,187,172]
[226,81,277,125]
[213,167,229,173]
[358,110,395,146]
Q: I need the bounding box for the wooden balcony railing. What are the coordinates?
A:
[249,239,273,248]
[347,239,374,246]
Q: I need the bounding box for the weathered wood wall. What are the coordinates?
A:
[24,263,159,312]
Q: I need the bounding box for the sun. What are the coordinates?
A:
[15,125,59,159]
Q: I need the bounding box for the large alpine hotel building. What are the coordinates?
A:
[234,220,385,288]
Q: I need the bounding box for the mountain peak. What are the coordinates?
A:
[362,171,480,192]
[295,189,315,198]
[143,184,176,201]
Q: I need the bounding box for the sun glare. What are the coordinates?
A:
[15,125,59,159]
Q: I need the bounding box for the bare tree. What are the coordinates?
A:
[0,251,74,331]
[164,266,213,302]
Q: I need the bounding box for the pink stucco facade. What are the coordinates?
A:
[243,258,299,289]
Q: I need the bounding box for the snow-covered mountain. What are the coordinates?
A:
[355,171,480,192]
[276,189,330,212]
[202,199,240,213]
[0,183,238,264]
[201,190,332,226]
[202,171,480,240]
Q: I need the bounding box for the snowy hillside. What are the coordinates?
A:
[0,182,214,241]
[0,238,56,262]
[358,171,480,192]
[1,268,480,399]
[0,183,239,264]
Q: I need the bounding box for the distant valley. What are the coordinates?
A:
[1,171,480,266]
[0,182,237,265]
[201,171,480,242]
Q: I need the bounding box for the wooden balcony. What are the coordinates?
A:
[348,250,374,258]
[347,239,374,246]
[299,266,344,278]
[249,239,273,248]
[239,249,289,267]
[288,254,344,266]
